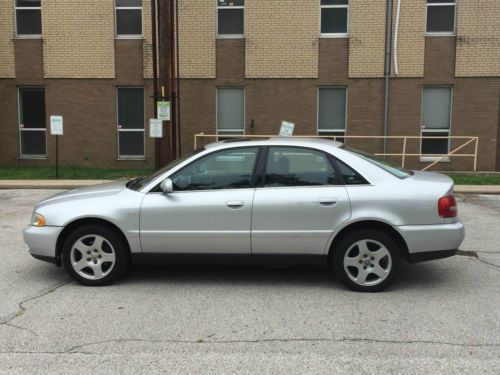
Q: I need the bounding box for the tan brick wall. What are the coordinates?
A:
[0,0,15,78]
[42,0,115,78]
[143,0,153,79]
[391,0,426,77]
[245,0,318,78]
[178,0,216,79]
[348,0,386,78]
[456,0,500,77]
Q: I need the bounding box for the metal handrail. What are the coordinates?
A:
[193,134,479,171]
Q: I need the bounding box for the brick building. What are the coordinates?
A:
[1,0,499,171]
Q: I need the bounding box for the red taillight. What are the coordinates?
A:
[438,195,457,218]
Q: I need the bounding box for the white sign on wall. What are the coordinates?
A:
[279,121,295,137]
[50,115,64,135]
[149,118,163,138]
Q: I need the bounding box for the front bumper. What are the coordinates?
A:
[397,221,465,259]
[23,225,63,265]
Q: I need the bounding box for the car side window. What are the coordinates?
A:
[170,147,259,191]
[336,159,369,185]
[264,147,340,187]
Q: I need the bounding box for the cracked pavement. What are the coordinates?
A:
[0,189,499,374]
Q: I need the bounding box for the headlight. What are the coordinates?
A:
[31,213,46,227]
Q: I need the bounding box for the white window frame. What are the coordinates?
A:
[18,87,47,159]
[420,86,453,162]
[14,0,42,39]
[320,1,349,38]
[316,87,348,141]
[425,1,457,36]
[216,87,245,140]
[115,0,143,39]
[216,0,245,39]
[116,87,146,160]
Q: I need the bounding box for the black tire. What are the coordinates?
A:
[332,229,400,292]
[62,224,130,286]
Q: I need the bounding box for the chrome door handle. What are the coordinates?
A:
[226,200,245,209]
[319,198,337,206]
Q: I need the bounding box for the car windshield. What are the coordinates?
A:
[127,148,204,191]
[341,145,414,179]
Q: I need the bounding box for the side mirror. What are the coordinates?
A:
[160,178,174,194]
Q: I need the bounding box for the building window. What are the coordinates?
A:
[217,0,244,38]
[320,0,349,36]
[426,0,456,34]
[18,88,46,158]
[317,87,347,143]
[117,88,145,158]
[421,87,452,160]
[15,0,42,37]
[217,88,245,138]
[115,0,143,37]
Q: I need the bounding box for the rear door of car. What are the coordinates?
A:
[251,146,351,255]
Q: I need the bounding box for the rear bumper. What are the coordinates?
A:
[397,221,465,255]
[23,225,63,265]
[408,249,457,263]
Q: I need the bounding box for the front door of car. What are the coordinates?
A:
[140,147,260,254]
[251,146,351,255]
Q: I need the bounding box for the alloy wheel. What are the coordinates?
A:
[70,234,116,280]
[343,239,392,287]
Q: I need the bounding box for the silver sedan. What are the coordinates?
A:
[24,138,464,292]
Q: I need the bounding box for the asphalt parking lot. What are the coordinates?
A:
[0,189,499,374]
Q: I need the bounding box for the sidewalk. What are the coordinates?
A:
[0,179,499,194]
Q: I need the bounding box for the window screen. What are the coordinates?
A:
[427,1,456,33]
[318,88,346,131]
[422,87,452,130]
[116,0,142,36]
[217,88,244,133]
[19,88,46,157]
[16,0,42,36]
[218,0,244,36]
[321,0,349,35]
[117,88,145,158]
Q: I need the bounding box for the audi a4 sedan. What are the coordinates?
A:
[24,138,464,292]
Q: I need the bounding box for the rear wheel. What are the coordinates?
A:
[62,225,130,286]
[332,230,400,292]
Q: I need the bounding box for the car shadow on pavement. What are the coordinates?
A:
[122,262,451,291]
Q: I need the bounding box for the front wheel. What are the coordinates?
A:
[62,225,130,286]
[332,230,400,292]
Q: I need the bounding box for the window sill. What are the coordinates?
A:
[115,35,144,40]
[117,157,146,161]
[425,32,456,37]
[320,34,349,39]
[420,156,451,163]
[14,36,42,40]
[216,35,245,40]
[19,156,48,160]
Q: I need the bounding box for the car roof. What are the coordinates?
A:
[204,137,343,149]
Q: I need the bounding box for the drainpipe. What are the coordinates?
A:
[393,0,402,77]
[383,0,394,155]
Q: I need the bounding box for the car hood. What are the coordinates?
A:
[37,181,129,208]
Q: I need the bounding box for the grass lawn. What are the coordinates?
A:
[0,166,154,180]
[446,174,500,185]
[0,167,499,185]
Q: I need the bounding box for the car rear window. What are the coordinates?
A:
[341,145,414,179]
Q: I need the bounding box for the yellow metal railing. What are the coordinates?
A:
[194,134,479,171]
